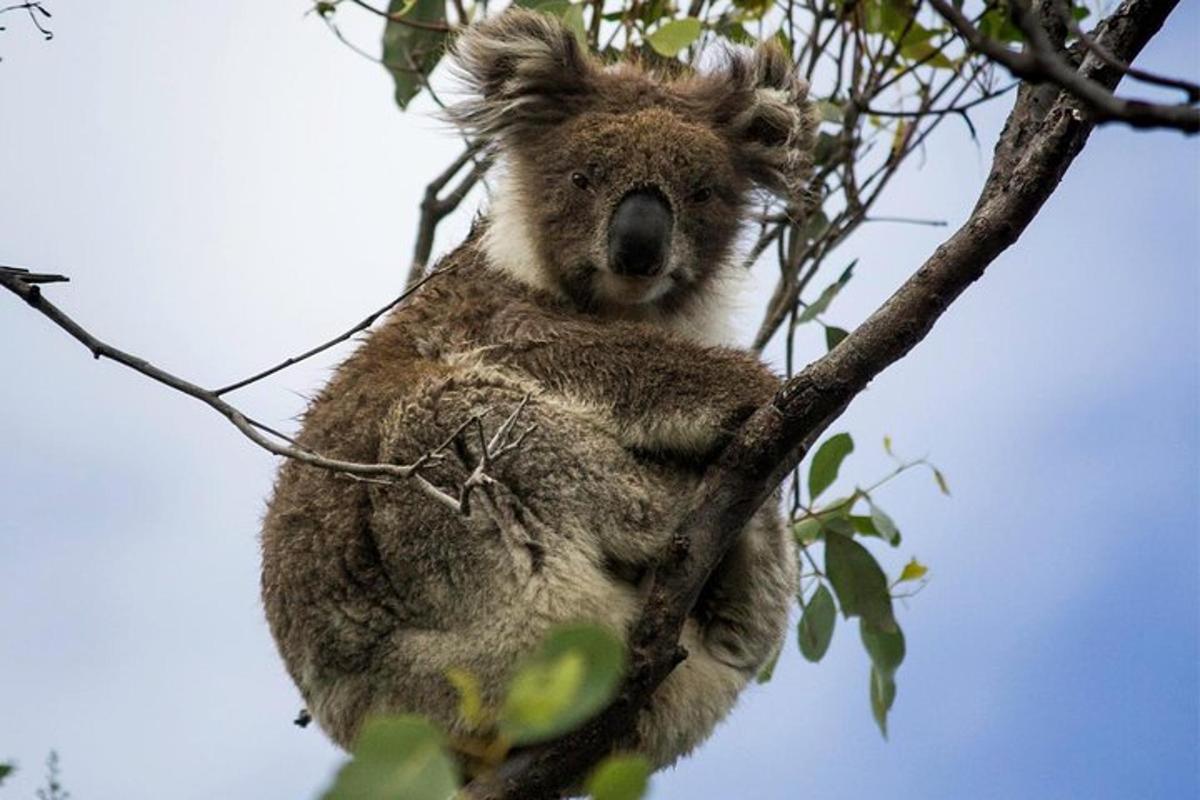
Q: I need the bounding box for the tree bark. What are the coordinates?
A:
[464,0,1182,796]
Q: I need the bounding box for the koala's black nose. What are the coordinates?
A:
[607,189,673,278]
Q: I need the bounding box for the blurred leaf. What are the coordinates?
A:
[562,2,588,46]
[793,515,823,545]
[897,557,928,583]
[637,0,673,27]
[445,667,486,726]
[1072,4,1091,22]
[889,119,909,160]
[867,499,901,546]
[850,514,900,545]
[817,99,844,124]
[869,665,897,738]
[382,0,449,109]
[979,6,1025,44]
[586,754,651,800]
[822,514,857,538]
[0,763,12,785]
[798,583,837,662]
[883,435,893,456]
[732,0,772,20]
[323,715,460,800]
[797,260,856,323]
[932,467,951,495]
[646,17,702,57]
[825,532,897,631]
[501,623,626,745]
[824,325,849,351]
[801,209,831,242]
[808,432,854,501]
[756,640,784,683]
[813,131,839,166]
[860,618,905,677]
[715,19,756,46]
[901,39,954,68]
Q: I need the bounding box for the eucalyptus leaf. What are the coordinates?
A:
[824,325,849,350]
[824,531,896,631]
[798,583,837,662]
[869,665,897,738]
[868,499,901,545]
[797,260,856,323]
[586,754,652,800]
[500,623,626,744]
[792,515,823,545]
[808,432,854,501]
[323,715,460,800]
[646,17,702,57]
[860,618,905,678]
[933,467,951,495]
[897,557,928,583]
[382,0,449,109]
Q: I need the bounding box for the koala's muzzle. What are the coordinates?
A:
[607,189,673,278]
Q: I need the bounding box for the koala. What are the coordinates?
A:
[260,9,816,776]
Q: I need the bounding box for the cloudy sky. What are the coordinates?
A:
[1,3,1196,799]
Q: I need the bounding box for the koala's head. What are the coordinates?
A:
[449,10,817,321]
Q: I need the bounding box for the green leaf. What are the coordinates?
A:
[808,432,854,501]
[869,665,897,738]
[562,2,588,47]
[817,99,844,124]
[824,532,897,631]
[800,208,830,242]
[883,435,893,456]
[824,325,849,351]
[0,763,12,785]
[756,641,784,683]
[867,499,901,546]
[932,467,950,495]
[501,623,626,744]
[860,618,906,678]
[646,17,702,57]
[792,515,823,545]
[798,583,837,662]
[445,667,486,726]
[586,754,652,800]
[901,39,954,68]
[897,557,928,583]
[382,0,449,110]
[796,260,856,323]
[323,715,460,800]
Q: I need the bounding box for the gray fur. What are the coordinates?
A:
[261,8,814,775]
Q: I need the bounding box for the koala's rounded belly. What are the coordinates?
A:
[261,368,793,772]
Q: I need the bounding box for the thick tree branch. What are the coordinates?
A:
[465,0,1181,796]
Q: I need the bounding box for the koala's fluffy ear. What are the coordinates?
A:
[448,9,595,141]
[700,43,819,207]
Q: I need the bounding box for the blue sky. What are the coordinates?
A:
[0,3,1196,799]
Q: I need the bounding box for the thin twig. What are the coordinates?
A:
[214,266,452,395]
[0,267,462,510]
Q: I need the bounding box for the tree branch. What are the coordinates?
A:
[0,265,463,510]
[406,142,490,289]
[464,0,1181,795]
[930,0,1198,133]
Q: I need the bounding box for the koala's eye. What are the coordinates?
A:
[690,186,713,204]
[571,172,590,190]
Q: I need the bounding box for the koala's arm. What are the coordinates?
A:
[493,311,780,459]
